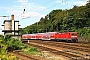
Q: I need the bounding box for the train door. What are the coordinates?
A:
[42,33,50,40]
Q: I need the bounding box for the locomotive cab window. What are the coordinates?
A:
[71,33,77,35]
[68,33,70,35]
[72,33,74,35]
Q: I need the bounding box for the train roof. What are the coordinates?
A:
[46,32,59,33]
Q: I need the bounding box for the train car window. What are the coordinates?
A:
[75,34,77,35]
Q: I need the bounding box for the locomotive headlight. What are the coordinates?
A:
[72,36,77,38]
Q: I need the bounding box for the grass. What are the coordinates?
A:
[21,46,39,55]
[21,51,39,55]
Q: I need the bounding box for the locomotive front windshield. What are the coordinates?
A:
[71,33,77,36]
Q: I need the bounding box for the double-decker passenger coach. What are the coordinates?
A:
[22,32,78,43]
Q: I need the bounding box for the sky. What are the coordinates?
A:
[0,0,88,34]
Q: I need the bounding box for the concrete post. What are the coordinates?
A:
[28,40,29,43]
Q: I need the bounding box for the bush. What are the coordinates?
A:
[22,46,39,55]
[0,44,7,55]
[0,54,17,60]
[0,44,17,60]
[0,35,4,40]
[0,34,39,59]
[29,46,39,52]
[76,28,90,42]
[0,35,28,51]
[6,38,28,51]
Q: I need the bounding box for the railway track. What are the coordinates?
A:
[27,40,90,50]
[22,40,90,48]
[23,40,90,60]
[55,41,90,48]
[30,40,90,52]
[9,50,47,60]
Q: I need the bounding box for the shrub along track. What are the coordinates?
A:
[23,40,90,60]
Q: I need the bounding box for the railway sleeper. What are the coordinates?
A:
[26,43,89,60]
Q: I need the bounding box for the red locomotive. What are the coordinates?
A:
[22,32,78,42]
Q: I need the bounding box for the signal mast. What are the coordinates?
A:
[23,6,26,14]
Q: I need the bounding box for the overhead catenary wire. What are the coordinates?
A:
[18,0,54,19]
[0,16,9,19]
[19,0,67,19]
[21,0,68,20]
[21,3,61,19]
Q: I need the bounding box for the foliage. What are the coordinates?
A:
[0,54,17,60]
[0,35,4,40]
[0,41,17,60]
[0,34,40,59]
[6,38,28,51]
[22,46,39,55]
[0,35,26,60]
[76,28,90,41]
[0,44,7,55]
[28,46,38,52]
[0,35,28,51]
